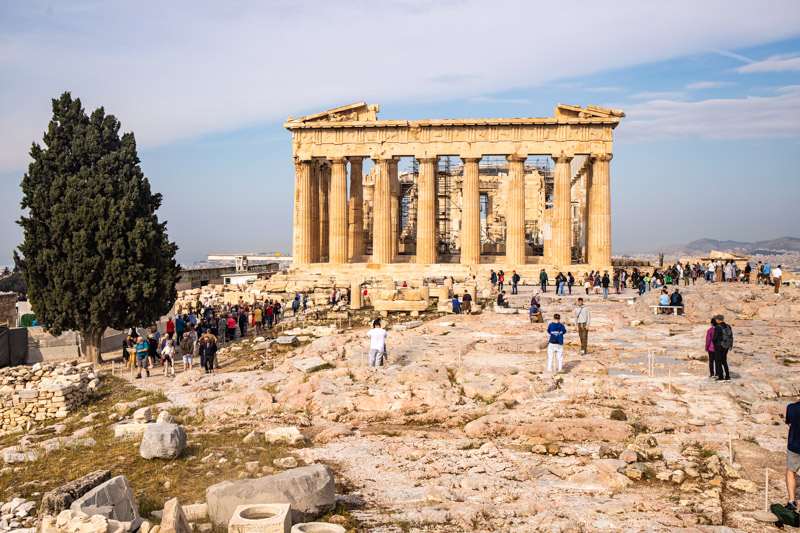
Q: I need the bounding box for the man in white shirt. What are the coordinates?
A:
[773,265,783,295]
[366,318,388,367]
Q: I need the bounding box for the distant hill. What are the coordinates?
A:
[656,236,800,256]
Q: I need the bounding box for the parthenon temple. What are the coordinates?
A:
[286,102,624,273]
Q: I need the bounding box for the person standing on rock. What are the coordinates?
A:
[462,290,472,314]
[774,265,783,295]
[511,270,520,294]
[705,318,717,378]
[573,298,591,355]
[366,318,388,367]
[785,399,800,511]
[712,314,732,381]
[546,314,567,372]
[540,269,548,293]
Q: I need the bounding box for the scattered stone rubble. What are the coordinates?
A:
[0,362,97,432]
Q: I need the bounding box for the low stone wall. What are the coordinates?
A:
[0,362,97,431]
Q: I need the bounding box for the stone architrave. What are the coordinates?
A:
[372,158,393,264]
[461,157,481,265]
[416,157,438,264]
[41,470,111,517]
[505,155,527,266]
[588,153,612,266]
[347,157,364,262]
[328,158,349,263]
[551,155,573,266]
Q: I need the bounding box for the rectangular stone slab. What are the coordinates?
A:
[41,470,111,516]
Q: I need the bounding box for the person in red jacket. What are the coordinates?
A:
[166,317,175,340]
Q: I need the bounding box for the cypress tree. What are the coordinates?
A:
[15,92,180,364]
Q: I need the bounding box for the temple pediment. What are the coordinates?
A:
[555,104,626,119]
[287,102,380,124]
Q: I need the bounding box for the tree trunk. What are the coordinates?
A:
[84,328,105,365]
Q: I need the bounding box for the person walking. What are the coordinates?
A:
[166,317,175,340]
[785,399,800,511]
[366,318,388,367]
[602,271,610,299]
[451,294,462,314]
[490,270,498,293]
[574,298,591,355]
[134,336,149,379]
[705,318,717,378]
[546,314,567,372]
[539,269,548,292]
[180,333,194,372]
[583,274,591,295]
[774,265,783,295]
[161,339,176,377]
[556,272,566,297]
[498,270,505,292]
[712,314,732,381]
[511,270,520,295]
[567,272,574,295]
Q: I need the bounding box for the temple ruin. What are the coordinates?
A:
[286,102,624,273]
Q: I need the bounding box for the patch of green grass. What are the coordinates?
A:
[263,383,280,395]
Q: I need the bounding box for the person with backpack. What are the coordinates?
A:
[567,272,574,295]
[785,399,800,515]
[555,272,566,296]
[539,269,548,293]
[292,297,300,315]
[498,270,505,292]
[511,271,520,295]
[712,314,732,381]
[490,270,498,293]
[546,314,567,372]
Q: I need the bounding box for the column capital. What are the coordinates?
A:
[416,156,439,164]
[506,154,527,163]
[346,156,363,163]
[591,153,613,162]
[330,157,348,164]
[552,156,573,164]
[461,157,481,164]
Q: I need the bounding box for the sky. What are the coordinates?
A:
[1,0,800,267]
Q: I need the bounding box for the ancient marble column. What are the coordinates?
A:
[583,165,593,263]
[587,153,612,266]
[551,155,573,266]
[292,160,312,264]
[372,158,393,264]
[389,158,400,257]
[319,161,331,261]
[310,160,321,263]
[461,157,481,265]
[328,157,349,264]
[505,155,527,266]
[347,157,364,262]
[416,157,438,264]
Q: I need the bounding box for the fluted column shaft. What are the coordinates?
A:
[310,161,321,262]
[347,157,364,262]
[416,157,438,264]
[389,159,400,257]
[328,158,349,264]
[319,162,331,261]
[461,157,481,265]
[372,158,393,264]
[587,154,612,266]
[506,155,526,266]
[293,160,312,264]
[551,155,573,266]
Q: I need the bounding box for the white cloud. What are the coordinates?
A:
[630,91,688,100]
[2,0,800,171]
[617,87,800,142]
[468,96,529,104]
[585,87,624,93]
[686,81,734,89]
[736,54,800,73]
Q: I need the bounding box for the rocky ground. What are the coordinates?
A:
[2,280,799,532]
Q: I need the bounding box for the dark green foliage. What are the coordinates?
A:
[15,93,179,359]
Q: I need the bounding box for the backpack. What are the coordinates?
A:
[721,324,733,350]
[771,503,800,527]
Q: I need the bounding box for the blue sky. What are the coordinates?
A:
[1,1,800,267]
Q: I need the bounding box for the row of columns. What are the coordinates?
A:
[293,154,612,266]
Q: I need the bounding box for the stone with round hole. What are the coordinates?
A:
[229,504,291,533]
